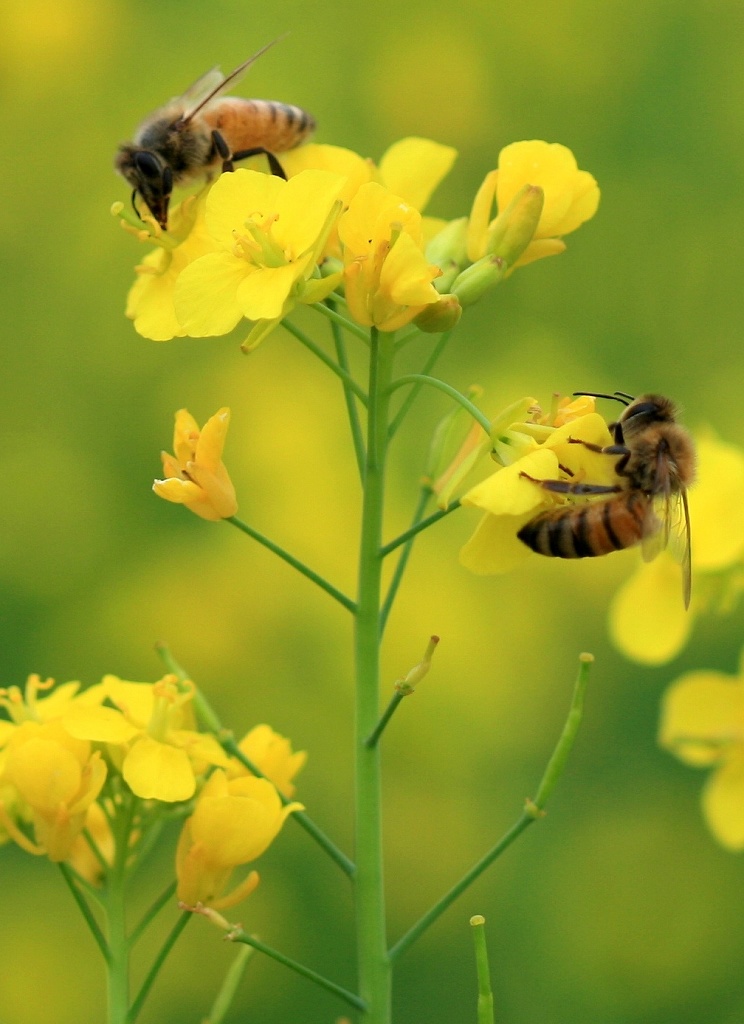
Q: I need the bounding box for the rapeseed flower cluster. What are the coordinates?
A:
[119,136,599,347]
[0,673,304,908]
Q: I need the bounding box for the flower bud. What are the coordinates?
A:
[426,217,469,271]
[413,294,462,333]
[451,256,507,306]
[395,636,440,695]
[483,184,544,269]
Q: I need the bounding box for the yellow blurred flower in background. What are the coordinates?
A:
[339,181,443,331]
[176,769,303,910]
[610,429,744,665]
[154,408,238,522]
[660,652,744,850]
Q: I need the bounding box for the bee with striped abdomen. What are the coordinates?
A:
[115,38,315,230]
[517,392,695,607]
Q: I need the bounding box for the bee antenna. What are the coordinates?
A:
[573,391,632,406]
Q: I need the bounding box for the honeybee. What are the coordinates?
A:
[115,38,315,230]
[517,392,695,607]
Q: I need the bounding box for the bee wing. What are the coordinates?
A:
[181,36,285,122]
[641,485,692,610]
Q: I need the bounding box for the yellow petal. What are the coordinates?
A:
[459,511,534,574]
[236,258,312,321]
[101,677,155,726]
[702,749,744,851]
[205,169,285,247]
[281,143,373,206]
[461,448,561,516]
[6,739,82,810]
[194,408,230,472]
[379,232,440,308]
[174,252,247,336]
[274,169,346,256]
[62,705,139,744]
[609,553,691,665]
[659,670,744,767]
[153,476,204,507]
[378,137,457,212]
[123,736,196,802]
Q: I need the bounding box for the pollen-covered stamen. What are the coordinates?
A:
[231,212,287,268]
[147,673,187,742]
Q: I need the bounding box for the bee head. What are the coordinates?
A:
[115,145,174,229]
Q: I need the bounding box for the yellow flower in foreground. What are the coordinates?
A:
[460,403,615,575]
[1,720,107,861]
[660,653,744,850]
[467,140,600,268]
[62,674,227,803]
[228,724,307,799]
[610,429,744,665]
[123,191,218,341]
[339,182,443,331]
[176,769,303,910]
[154,408,237,522]
[281,137,457,256]
[173,168,345,350]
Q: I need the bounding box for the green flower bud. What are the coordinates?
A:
[485,184,544,267]
[413,294,462,333]
[451,255,506,306]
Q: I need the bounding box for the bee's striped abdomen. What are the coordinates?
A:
[203,97,316,154]
[517,491,651,559]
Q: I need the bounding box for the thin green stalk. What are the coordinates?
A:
[354,326,393,1023]
[82,826,111,878]
[388,375,492,435]
[380,487,431,632]
[282,318,368,404]
[381,501,461,558]
[388,330,453,438]
[155,643,357,879]
[127,912,191,1024]
[388,654,593,962]
[205,946,256,1024]
[129,880,177,946]
[310,300,371,342]
[230,930,366,1012]
[327,297,366,478]
[106,798,134,1024]
[59,863,110,962]
[364,691,405,748]
[226,516,356,613]
[470,916,495,1024]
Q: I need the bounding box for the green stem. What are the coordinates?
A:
[155,643,357,879]
[310,301,371,342]
[354,326,393,1022]
[388,654,593,962]
[381,501,461,558]
[205,946,256,1024]
[282,318,368,404]
[106,799,134,1024]
[471,916,495,1024]
[230,930,366,1011]
[388,375,492,435]
[58,863,110,962]
[327,297,366,478]
[226,516,356,613]
[129,880,177,946]
[379,487,431,633]
[388,330,453,438]
[127,913,191,1024]
[364,692,405,748]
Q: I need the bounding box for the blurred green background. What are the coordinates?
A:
[2,0,744,1021]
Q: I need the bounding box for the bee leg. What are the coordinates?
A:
[520,472,623,497]
[211,130,234,171]
[231,146,287,179]
[567,438,631,476]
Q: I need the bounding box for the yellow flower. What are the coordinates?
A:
[62,674,228,803]
[228,725,307,799]
[281,137,457,257]
[659,654,744,850]
[460,403,615,574]
[172,168,345,349]
[153,408,238,522]
[0,720,107,861]
[339,182,443,331]
[176,769,303,910]
[467,141,600,268]
[610,429,744,665]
